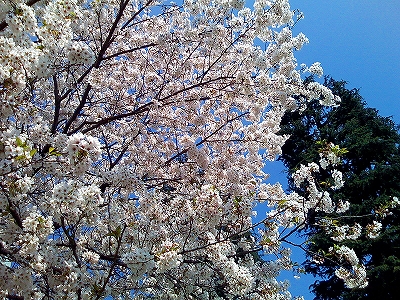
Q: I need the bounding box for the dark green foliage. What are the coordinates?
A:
[279,77,400,299]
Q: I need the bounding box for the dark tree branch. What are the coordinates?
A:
[1,184,23,229]
[6,295,24,300]
[51,75,62,134]
[94,225,127,300]
[164,112,248,166]
[109,144,129,170]
[76,101,153,134]
[103,44,157,61]
[63,84,92,135]
[119,0,154,31]
[0,242,13,256]
[93,0,130,69]
[60,217,82,267]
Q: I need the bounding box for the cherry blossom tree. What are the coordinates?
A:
[0,0,371,299]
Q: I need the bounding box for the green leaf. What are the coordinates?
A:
[278,199,287,207]
[15,137,24,147]
[261,237,272,245]
[107,225,122,239]
[114,225,122,238]
[15,8,23,16]
[48,147,62,156]
[234,196,242,204]
[30,149,37,157]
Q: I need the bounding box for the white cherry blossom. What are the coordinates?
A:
[0,0,371,298]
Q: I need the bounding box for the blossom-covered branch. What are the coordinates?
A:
[0,0,369,299]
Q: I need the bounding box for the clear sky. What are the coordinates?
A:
[267,1,400,298]
[290,0,400,124]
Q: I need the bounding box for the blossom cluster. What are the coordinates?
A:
[366,220,382,239]
[329,223,362,242]
[332,245,368,289]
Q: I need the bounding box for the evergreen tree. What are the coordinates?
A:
[279,78,400,299]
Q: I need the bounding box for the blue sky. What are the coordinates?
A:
[262,1,400,298]
[291,0,400,124]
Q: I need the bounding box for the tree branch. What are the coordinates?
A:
[51,75,62,134]
[63,84,92,135]
[102,43,157,61]
[76,101,153,134]
[164,111,248,166]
